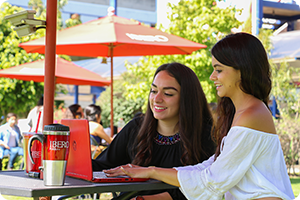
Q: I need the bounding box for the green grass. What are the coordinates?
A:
[1,196,32,200]
[1,156,24,170]
[291,177,300,197]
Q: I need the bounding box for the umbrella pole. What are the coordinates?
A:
[43,0,57,128]
[110,44,114,137]
[40,1,57,200]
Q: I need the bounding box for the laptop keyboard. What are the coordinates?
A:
[93,171,108,178]
[93,171,129,179]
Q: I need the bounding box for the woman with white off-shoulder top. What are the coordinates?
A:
[104,33,295,200]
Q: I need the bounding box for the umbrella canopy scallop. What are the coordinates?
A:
[0,57,111,86]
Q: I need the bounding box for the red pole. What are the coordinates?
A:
[43,0,57,127]
[110,44,114,137]
[39,1,56,199]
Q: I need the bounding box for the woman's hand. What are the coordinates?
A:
[3,143,10,149]
[0,141,9,149]
[103,164,154,179]
[104,164,180,187]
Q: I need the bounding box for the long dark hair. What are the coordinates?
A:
[84,104,101,122]
[211,32,272,158]
[132,62,213,166]
[69,104,81,119]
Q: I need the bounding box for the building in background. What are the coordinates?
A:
[6,0,157,26]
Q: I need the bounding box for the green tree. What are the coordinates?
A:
[269,58,300,174]
[0,3,45,119]
[28,0,68,30]
[98,70,145,127]
[271,60,300,117]
[123,0,241,111]
[0,1,69,119]
[65,13,82,28]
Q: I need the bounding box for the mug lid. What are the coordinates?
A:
[44,124,69,131]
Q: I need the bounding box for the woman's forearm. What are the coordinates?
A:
[149,167,180,187]
[105,165,181,187]
[98,126,112,144]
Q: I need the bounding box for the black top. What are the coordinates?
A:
[92,116,215,199]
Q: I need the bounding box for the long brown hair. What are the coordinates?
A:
[132,62,214,166]
[211,33,272,158]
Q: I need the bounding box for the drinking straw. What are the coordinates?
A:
[35,111,42,133]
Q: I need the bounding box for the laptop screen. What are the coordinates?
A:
[61,119,94,181]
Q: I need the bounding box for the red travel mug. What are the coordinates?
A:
[28,124,70,186]
[23,132,42,174]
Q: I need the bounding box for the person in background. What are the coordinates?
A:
[0,113,23,170]
[105,33,295,200]
[0,116,4,125]
[63,104,84,119]
[26,96,43,132]
[268,97,281,119]
[84,104,112,154]
[93,62,215,200]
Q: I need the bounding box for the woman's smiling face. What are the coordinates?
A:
[149,70,181,123]
[210,56,241,98]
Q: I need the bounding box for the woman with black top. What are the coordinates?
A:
[92,62,215,200]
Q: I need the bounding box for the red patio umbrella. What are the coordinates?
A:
[0,56,111,86]
[19,8,207,136]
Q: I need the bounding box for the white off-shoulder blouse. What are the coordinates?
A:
[175,126,295,200]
